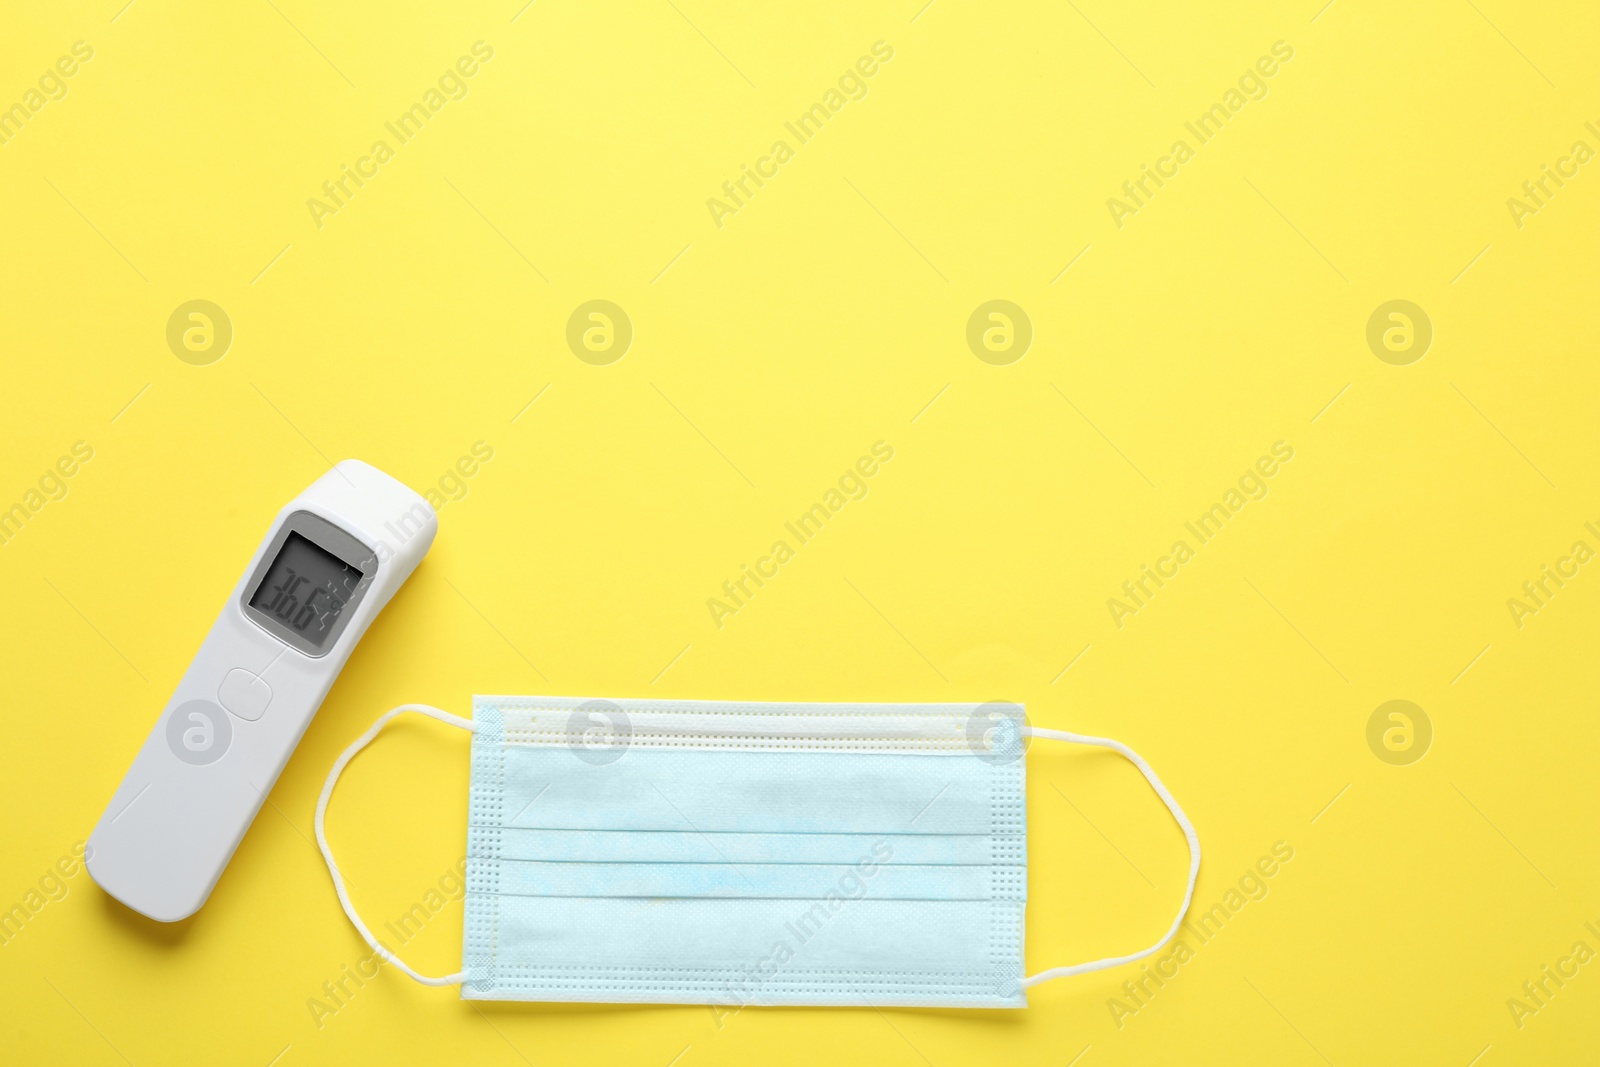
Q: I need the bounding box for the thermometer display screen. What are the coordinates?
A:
[246,532,365,649]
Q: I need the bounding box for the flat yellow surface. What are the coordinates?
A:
[2,1,1597,1063]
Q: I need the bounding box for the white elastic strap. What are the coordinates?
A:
[1018,725,1201,987]
[314,703,475,987]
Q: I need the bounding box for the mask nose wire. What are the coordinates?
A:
[314,703,475,987]
[1016,725,1202,988]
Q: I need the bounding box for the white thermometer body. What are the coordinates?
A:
[88,460,436,922]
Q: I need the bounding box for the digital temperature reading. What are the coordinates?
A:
[247,532,364,649]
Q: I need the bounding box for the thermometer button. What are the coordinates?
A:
[217,668,272,721]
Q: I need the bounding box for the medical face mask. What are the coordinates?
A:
[315,697,1199,1008]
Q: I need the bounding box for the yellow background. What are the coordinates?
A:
[2,0,1597,1063]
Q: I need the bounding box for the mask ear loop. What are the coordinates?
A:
[1017,725,1201,988]
[313,704,474,987]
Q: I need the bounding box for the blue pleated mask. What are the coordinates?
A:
[315,696,1199,1009]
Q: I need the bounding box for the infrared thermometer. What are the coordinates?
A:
[88,460,436,922]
